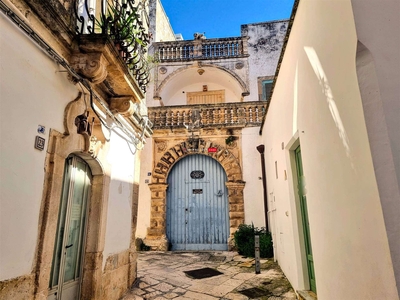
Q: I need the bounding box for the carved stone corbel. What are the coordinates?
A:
[64,92,106,154]
[88,135,102,159]
[71,52,109,84]
[109,97,135,117]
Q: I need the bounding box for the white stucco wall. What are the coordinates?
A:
[241,127,265,228]
[147,60,247,108]
[102,131,137,264]
[242,20,288,102]
[136,138,153,238]
[351,0,400,185]
[0,14,79,280]
[351,1,400,293]
[261,0,398,298]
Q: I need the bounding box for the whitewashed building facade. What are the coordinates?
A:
[0,0,152,299]
[260,0,400,299]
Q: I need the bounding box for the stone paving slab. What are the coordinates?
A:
[121,251,297,300]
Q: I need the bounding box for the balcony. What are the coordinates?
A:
[149,101,266,130]
[73,0,151,94]
[153,36,249,62]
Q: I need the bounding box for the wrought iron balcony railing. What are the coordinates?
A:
[148,101,266,130]
[74,0,151,91]
[153,36,249,62]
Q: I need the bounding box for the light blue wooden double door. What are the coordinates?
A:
[167,154,229,251]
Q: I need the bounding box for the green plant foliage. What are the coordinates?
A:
[140,243,151,251]
[225,135,237,145]
[233,224,273,258]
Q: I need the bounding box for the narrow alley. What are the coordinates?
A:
[121,251,297,300]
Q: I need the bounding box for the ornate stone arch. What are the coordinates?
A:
[33,92,111,299]
[145,141,245,250]
[154,63,250,100]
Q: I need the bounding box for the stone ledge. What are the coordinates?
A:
[73,35,145,101]
[297,290,317,300]
[0,274,35,299]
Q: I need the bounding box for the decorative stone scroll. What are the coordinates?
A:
[109,97,135,116]
[71,53,109,84]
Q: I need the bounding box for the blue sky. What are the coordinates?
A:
[160,0,295,40]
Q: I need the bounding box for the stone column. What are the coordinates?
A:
[193,40,202,57]
[226,181,246,249]
[241,36,250,56]
[144,183,169,250]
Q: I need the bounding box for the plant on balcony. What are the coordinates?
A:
[96,4,148,58]
[93,2,151,90]
[225,135,237,146]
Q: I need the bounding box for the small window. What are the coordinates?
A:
[187,90,225,104]
[262,80,273,101]
[257,76,274,101]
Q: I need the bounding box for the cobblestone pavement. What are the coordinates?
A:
[121,251,297,300]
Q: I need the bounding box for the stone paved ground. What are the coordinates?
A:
[121,251,297,300]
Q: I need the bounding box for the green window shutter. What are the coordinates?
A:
[262,80,273,101]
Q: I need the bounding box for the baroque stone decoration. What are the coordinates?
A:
[149,101,267,130]
[144,139,245,250]
[235,62,244,69]
[64,92,106,156]
[159,66,167,74]
[153,63,250,100]
[71,53,109,84]
[155,141,167,152]
[109,97,136,116]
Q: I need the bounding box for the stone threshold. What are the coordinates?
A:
[298,290,317,300]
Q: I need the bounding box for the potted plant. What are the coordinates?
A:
[96,3,149,62]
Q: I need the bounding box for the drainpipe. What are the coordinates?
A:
[256,144,269,233]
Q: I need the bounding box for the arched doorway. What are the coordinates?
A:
[166,154,229,250]
[48,155,92,300]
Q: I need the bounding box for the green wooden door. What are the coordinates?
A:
[295,146,317,293]
[48,156,92,300]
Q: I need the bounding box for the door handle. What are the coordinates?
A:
[65,244,73,249]
[215,190,223,197]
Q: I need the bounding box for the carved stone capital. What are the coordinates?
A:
[148,183,168,192]
[109,97,135,116]
[71,52,108,84]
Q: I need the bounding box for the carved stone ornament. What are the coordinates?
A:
[71,52,109,84]
[235,62,244,69]
[109,97,135,116]
[159,67,167,74]
[156,141,167,152]
[89,135,101,158]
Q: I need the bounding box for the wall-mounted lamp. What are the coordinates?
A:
[75,111,94,136]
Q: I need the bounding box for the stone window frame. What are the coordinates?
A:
[32,94,111,299]
[257,76,274,101]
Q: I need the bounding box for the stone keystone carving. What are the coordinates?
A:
[71,52,109,84]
